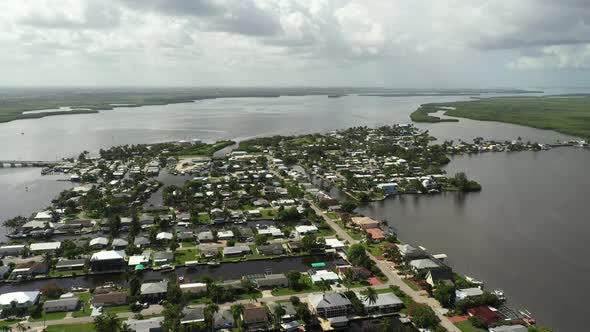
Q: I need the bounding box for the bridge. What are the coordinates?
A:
[0,160,63,168]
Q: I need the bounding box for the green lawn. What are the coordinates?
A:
[402,279,421,291]
[104,305,132,314]
[325,212,339,220]
[346,229,364,241]
[455,320,487,332]
[271,275,320,296]
[174,249,200,265]
[29,311,67,322]
[45,322,96,332]
[197,213,211,223]
[49,269,85,277]
[0,319,19,327]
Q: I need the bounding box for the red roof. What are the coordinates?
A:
[366,228,385,239]
[467,306,500,324]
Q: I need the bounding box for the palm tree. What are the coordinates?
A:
[230,303,245,330]
[316,279,332,293]
[0,326,13,332]
[272,303,286,327]
[94,312,121,332]
[205,303,220,331]
[361,287,378,306]
[120,323,134,332]
[14,323,26,332]
[42,251,53,268]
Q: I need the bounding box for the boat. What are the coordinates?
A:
[160,264,175,272]
[465,275,484,287]
[207,261,220,266]
[518,309,536,324]
[492,289,506,301]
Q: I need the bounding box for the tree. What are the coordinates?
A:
[161,303,183,332]
[94,312,121,332]
[341,201,358,213]
[272,303,286,327]
[433,283,456,308]
[0,326,12,332]
[287,270,303,291]
[347,244,368,266]
[231,303,245,330]
[254,234,269,246]
[205,303,220,330]
[360,287,378,306]
[407,303,439,329]
[316,279,332,293]
[40,283,65,299]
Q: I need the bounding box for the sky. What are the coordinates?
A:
[1,0,590,88]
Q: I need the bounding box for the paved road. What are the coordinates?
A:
[312,205,460,332]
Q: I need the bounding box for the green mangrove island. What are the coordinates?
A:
[411,95,590,139]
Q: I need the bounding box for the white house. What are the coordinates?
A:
[455,287,484,302]
[0,291,41,310]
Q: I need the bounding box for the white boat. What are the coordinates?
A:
[465,275,484,287]
[492,289,506,301]
[207,261,220,266]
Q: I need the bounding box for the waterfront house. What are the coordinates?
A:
[129,252,151,268]
[126,316,164,332]
[253,273,289,288]
[181,305,206,325]
[242,305,269,332]
[325,238,347,250]
[287,241,303,253]
[153,251,174,266]
[141,281,168,302]
[43,296,80,313]
[213,309,235,330]
[295,225,318,235]
[221,279,246,291]
[89,237,109,249]
[90,250,126,273]
[12,262,49,278]
[376,183,398,195]
[55,259,86,271]
[356,292,403,314]
[223,245,251,257]
[489,325,528,332]
[351,216,379,230]
[200,247,219,258]
[180,283,207,294]
[336,266,372,281]
[257,243,285,256]
[309,270,340,284]
[156,232,174,241]
[247,209,262,218]
[467,306,500,325]
[30,241,62,253]
[425,268,454,287]
[0,291,41,310]
[366,228,386,243]
[409,258,440,273]
[92,291,128,307]
[308,292,353,319]
[396,244,428,261]
[0,244,25,256]
[455,287,484,302]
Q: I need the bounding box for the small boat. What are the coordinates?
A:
[492,289,506,301]
[160,264,175,272]
[519,309,536,324]
[465,275,484,287]
[207,261,220,266]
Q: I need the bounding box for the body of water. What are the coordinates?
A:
[0,90,588,331]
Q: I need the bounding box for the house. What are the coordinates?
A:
[309,270,340,284]
[181,305,206,324]
[12,262,49,278]
[247,210,262,218]
[213,309,235,330]
[223,246,251,257]
[409,258,440,272]
[377,183,398,195]
[455,288,484,302]
[30,242,62,252]
[396,244,428,260]
[197,231,215,243]
[129,252,151,267]
[153,251,174,266]
[112,238,128,250]
[0,291,41,310]
[352,216,379,230]
[257,243,285,256]
[295,225,318,235]
[365,228,386,242]
[89,237,109,249]
[126,316,164,332]
[467,306,501,325]
[238,227,255,242]
[287,241,303,253]
[134,236,151,248]
[180,283,208,294]
[0,244,25,256]
[156,232,173,241]
[489,325,528,332]
[325,238,346,250]
[357,292,403,314]
[92,292,128,307]
[43,296,80,313]
[425,268,454,287]
[200,247,219,258]
[308,292,353,318]
[55,259,86,271]
[141,281,168,302]
[267,302,297,322]
[336,266,372,280]
[253,274,288,288]
[242,305,269,331]
[217,230,235,240]
[90,250,126,273]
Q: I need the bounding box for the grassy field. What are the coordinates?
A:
[411,96,590,138]
[29,311,67,322]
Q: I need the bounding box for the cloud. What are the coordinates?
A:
[18,0,121,30]
[510,44,590,70]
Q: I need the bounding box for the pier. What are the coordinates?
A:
[0,160,62,168]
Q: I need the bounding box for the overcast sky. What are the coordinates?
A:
[2,0,590,87]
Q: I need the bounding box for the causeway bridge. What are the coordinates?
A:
[0,160,63,168]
